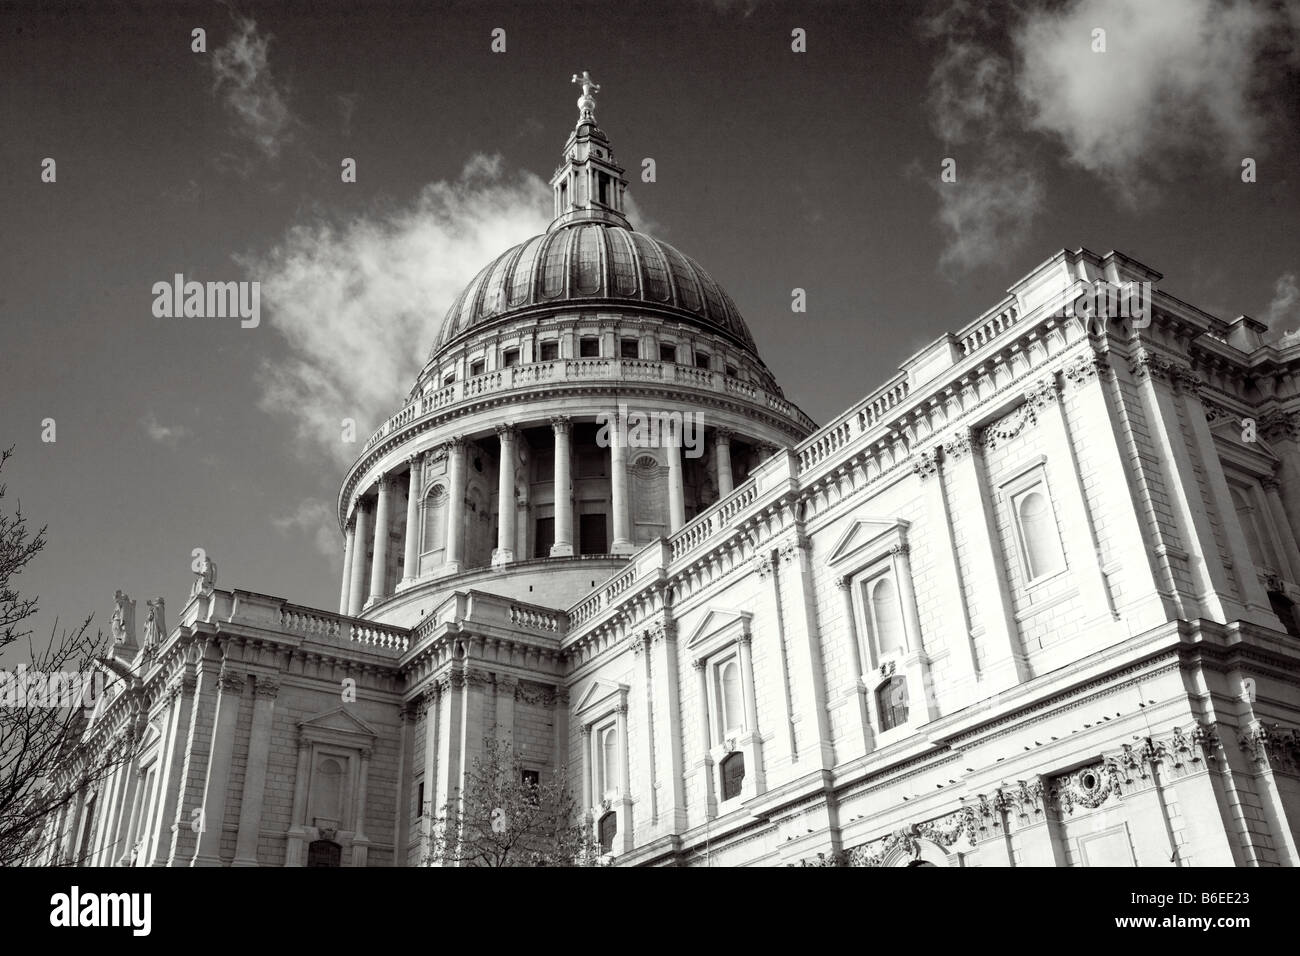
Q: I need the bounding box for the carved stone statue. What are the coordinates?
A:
[143,598,166,648]
[190,556,217,597]
[110,590,136,646]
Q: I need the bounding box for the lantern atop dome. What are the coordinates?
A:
[550,72,630,231]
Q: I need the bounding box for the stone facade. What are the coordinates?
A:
[36,88,1300,867]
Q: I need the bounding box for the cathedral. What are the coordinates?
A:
[39,75,1300,867]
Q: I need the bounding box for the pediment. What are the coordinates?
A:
[298,707,378,740]
[826,517,909,568]
[574,678,628,717]
[684,608,752,650]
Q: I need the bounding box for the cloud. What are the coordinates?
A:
[141,412,191,446]
[921,1,1044,272]
[242,154,552,463]
[210,16,294,161]
[1264,272,1300,336]
[1014,0,1292,200]
[272,497,339,557]
[936,163,1045,271]
[920,0,1298,269]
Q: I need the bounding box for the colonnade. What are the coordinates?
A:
[338,417,761,615]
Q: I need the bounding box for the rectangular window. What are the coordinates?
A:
[659,343,677,362]
[580,513,607,555]
[417,781,425,817]
[535,517,554,558]
[620,337,639,359]
[502,348,521,368]
[598,172,610,205]
[442,372,456,386]
[725,365,738,378]
[695,351,710,370]
[539,340,559,361]
[579,337,600,357]
[470,359,486,377]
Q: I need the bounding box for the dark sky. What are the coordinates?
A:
[2,0,1298,645]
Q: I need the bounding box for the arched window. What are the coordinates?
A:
[720,751,745,801]
[719,660,744,735]
[600,727,619,795]
[870,575,904,657]
[421,485,447,554]
[598,811,617,854]
[1016,489,1063,580]
[877,676,909,732]
[308,840,342,867]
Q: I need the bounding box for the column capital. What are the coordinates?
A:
[254,677,281,700]
[550,415,572,433]
[714,427,734,445]
[218,670,246,693]
[495,424,517,442]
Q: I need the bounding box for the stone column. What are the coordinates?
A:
[693,660,717,817]
[493,426,517,567]
[401,456,422,587]
[580,725,593,812]
[192,670,245,866]
[151,672,196,865]
[714,428,734,497]
[338,521,355,614]
[773,532,835,770]
[352,749,372,867]
[1178,369,1280,627]
[285,742,312,866]
[347,500,370,616]
[609,411,634,554]
[445,440,468,572]
[394,704,415,865]
[232,677,279,866]
[368,476,393,606]
[943,430,1028,691]
[667,423,686,533]
[551,417,574,557]
[648,623,686,834]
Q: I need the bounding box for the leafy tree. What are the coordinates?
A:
[426,735,603,867]
[0,446,137,865]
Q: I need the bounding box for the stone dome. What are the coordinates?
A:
[429,222,758,358]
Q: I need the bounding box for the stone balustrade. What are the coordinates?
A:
[363,357,815,453]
